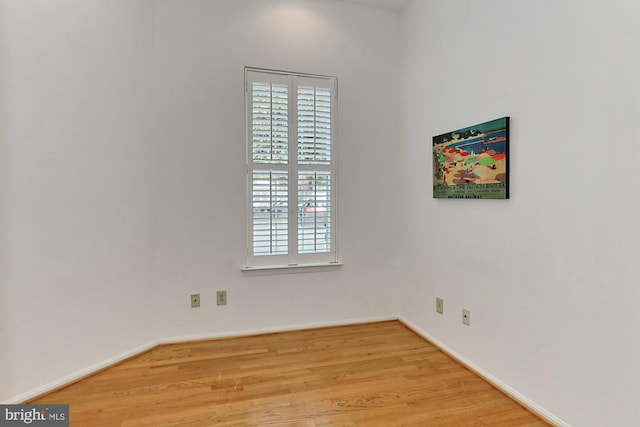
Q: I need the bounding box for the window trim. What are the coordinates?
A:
[241,261,343,274]
[244,67,339,270]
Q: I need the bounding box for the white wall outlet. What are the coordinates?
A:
[436,297,444,314]
[462,309,470,326]
[216,290,227,306]
[191,294,200,308]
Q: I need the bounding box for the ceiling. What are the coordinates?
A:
[341,0,409,11]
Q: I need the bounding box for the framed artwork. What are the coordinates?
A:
[432,117,509,199]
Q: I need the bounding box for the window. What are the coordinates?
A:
[244,68,338,269]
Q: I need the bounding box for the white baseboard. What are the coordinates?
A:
[6,315,397,404]
[5,340,159,404]
[8,313,567,427]
[158,315,397,345]
[398,316,569,427]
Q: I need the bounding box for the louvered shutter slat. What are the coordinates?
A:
[297,87,331,165]
[298,172,331,254]
[252,171,289,256]
[252,83,288,164]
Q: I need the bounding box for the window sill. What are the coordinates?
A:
[242,262,343,275]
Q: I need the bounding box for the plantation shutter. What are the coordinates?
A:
[245,69,337,268]
[297,86,331,165]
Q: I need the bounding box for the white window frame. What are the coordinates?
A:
[243,68,339,270]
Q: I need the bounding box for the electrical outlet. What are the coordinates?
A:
[216,290,227,306]
[191,294,200,308]
[436,297,444,314]
[462,309,470,326]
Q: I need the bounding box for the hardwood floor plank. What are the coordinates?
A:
[30,321,548,426]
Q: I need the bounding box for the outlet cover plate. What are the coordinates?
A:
[462,309,470,326]
[217,290,227,306]
[191,294,200,308]
[436,297,443,314]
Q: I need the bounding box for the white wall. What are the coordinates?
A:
[151,0,403,339]
[9,1,636,424]
[400,1,640,426]
[0,0,156,401]
[0,0,404,402]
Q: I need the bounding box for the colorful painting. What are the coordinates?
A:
[433,117,509,199]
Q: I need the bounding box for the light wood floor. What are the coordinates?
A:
[31,321,548,426]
